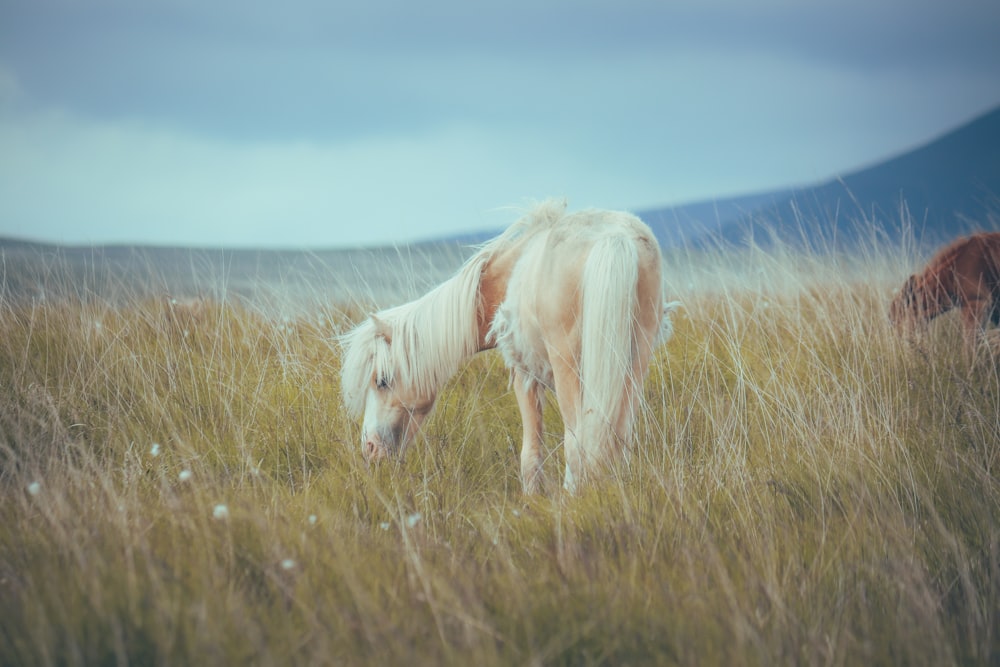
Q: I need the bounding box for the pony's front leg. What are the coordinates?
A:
[513,370,545,493]
[549,355,583,494]
[562,428,582,494]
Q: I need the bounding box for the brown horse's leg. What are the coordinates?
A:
[513,369,545,494]
[984,298,1000,351]
[960,298,992,352]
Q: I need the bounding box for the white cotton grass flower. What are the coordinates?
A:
[212,504,229,520]
[280,558,296,571]
[405,512,422,528]
[27,481,41,496]
[150,443,161,457]
[178,469,193,482]
[379,522,391,531]
[308,514,317,526]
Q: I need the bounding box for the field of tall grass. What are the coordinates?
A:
[1,230,998,665]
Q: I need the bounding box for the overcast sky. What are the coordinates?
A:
[1,0,999,248]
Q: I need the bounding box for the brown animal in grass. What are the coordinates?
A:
[889,232,1000,348]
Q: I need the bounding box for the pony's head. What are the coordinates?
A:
[339,314,439,462]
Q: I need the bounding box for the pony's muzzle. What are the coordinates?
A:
[363,437,388,463]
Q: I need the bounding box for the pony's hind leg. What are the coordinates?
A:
[513,370,545,494]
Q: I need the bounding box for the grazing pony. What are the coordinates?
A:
[339,201,679,493]
[890,232,1000,348]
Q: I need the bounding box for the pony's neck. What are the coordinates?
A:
[382,214,528,393]
[476,255,514,351]
[384,255,489,397]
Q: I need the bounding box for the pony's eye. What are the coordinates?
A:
[376,376,390,391]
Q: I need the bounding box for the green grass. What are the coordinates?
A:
[1,240,998,666]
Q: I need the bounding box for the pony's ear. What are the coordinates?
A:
[370,313,393,344]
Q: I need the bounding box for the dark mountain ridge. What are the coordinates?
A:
[640,106,1000,250]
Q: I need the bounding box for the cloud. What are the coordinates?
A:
[5,0,999,142]
[1,1,999,247]
[0,103,644,247]
[2,39,999,248]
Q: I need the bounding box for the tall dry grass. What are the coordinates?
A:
[0,232,998,666]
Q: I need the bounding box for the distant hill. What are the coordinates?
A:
[640,106,1000,250]
[638,189,796,248]
[0,238,472,306]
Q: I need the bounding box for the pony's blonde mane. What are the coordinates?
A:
[339,199,568,417]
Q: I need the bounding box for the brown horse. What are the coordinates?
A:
[890,232,1000,348]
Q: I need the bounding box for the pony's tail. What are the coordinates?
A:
[578,234,641,469]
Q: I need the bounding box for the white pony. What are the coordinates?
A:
[339,201,679,493]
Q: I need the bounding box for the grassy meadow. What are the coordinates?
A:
[1,231,999,665]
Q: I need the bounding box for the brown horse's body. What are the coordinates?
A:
[890,232,1000,347]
